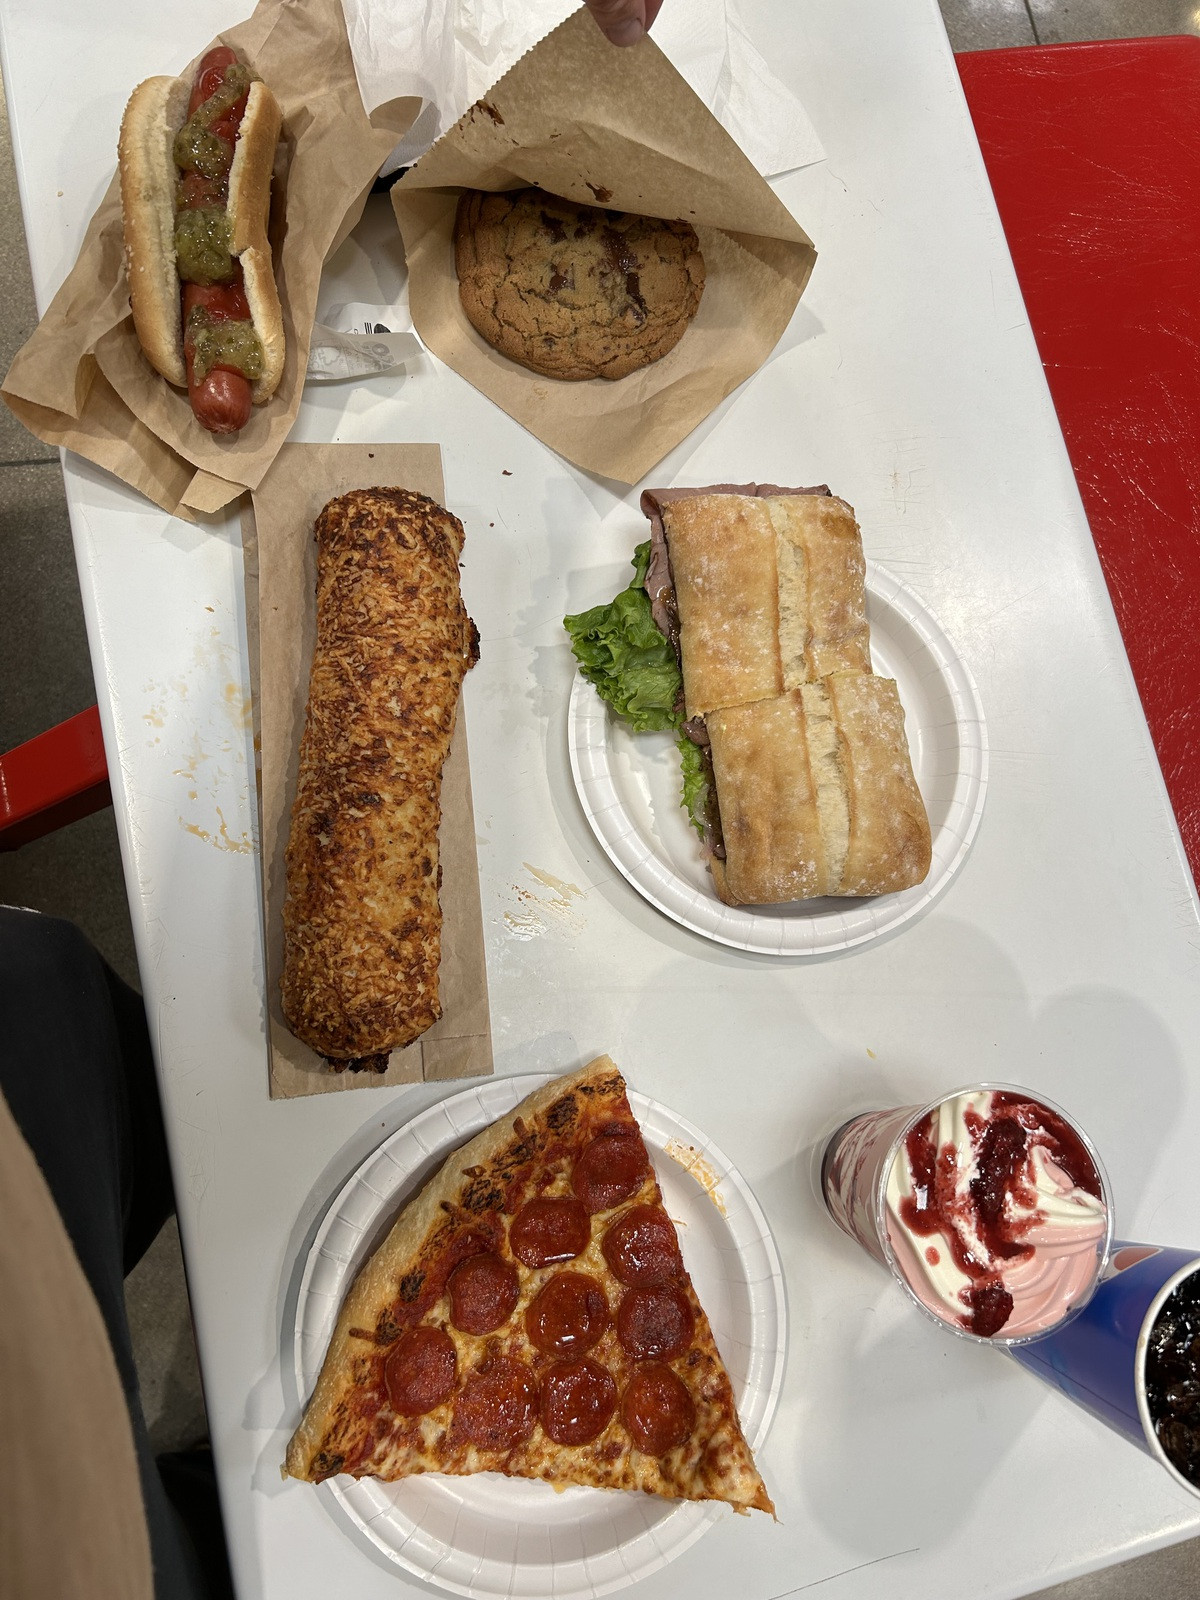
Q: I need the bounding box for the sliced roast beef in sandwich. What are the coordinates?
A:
[566,483,931,907]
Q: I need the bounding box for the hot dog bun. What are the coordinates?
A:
[118,68,284,405]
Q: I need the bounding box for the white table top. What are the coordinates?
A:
[4,1,1200,1596]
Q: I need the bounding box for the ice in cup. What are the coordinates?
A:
[822,1086,1113,1343]
[1011,1243,1200,1498]
[1143,1261,1200,1491]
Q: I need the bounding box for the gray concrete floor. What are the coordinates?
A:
[2,5,1199,1595]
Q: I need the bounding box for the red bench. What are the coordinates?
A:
[958,36,1200,888]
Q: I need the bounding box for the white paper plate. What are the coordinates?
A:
[568,561,987,955]
[291,1074,786,1600]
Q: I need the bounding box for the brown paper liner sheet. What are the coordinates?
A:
[247,442,493,1098]
[2,0,417,518]
[391,6,817,485]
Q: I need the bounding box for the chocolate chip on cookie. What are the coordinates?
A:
[453,188,705,382]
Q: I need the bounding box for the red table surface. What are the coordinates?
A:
[958,37,1200,888]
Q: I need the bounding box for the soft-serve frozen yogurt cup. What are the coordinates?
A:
[822,1085,1113,1346]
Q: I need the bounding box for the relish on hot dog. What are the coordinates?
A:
[118,46,284,435]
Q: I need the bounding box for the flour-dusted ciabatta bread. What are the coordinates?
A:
[639,482,929,904]
[280,488,479,1070]
[641,484,872,716]
[284,1058,773,1514]
[567,482,931,906]
[707,673,932,904]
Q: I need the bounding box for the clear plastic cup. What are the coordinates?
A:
[821,1084,1114,1347]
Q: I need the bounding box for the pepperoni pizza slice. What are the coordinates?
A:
[284,1056,773,1514]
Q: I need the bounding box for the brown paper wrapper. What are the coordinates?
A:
[248,442,493,1098]
[391,6,816,486]
[1,0,416,518]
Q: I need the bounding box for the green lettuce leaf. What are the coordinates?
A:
[564,544,711,835]
[676,732,708,839]
[563,543,681,734]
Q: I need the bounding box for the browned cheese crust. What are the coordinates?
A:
[284,1058,773,1515]
[280,489,479,1067]
[454,188,705,382]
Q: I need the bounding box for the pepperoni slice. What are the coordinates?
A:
[539,1358,618,1445]
[621,1364,696,1456]
[447,1253,520,1335]
[509,1195,590,1269]
[383,1325,457,1416]
[617,1287,695,1360]
[572,1128,650,1214]
[526,1272,610,1354]
[454,1357,539,1451]
[601,1205,684,1289]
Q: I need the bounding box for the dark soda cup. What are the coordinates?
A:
[1009,1243,1200,1499]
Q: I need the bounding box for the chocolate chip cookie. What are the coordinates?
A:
[453,188,705,382]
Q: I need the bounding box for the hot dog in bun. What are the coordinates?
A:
[118,46,284,435]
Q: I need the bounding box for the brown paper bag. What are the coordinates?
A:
[249,443,493,1098]
[1,0,416,519]
[391,6,816,486]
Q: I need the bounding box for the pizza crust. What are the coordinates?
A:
[284,1058,773,1515]
[284,1060,624,1478]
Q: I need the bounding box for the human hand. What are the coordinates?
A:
[583,0,664,48]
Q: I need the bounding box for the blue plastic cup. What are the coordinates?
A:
[1009,1241,1200,1498]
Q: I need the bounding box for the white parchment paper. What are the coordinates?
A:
[340,0,825,178]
